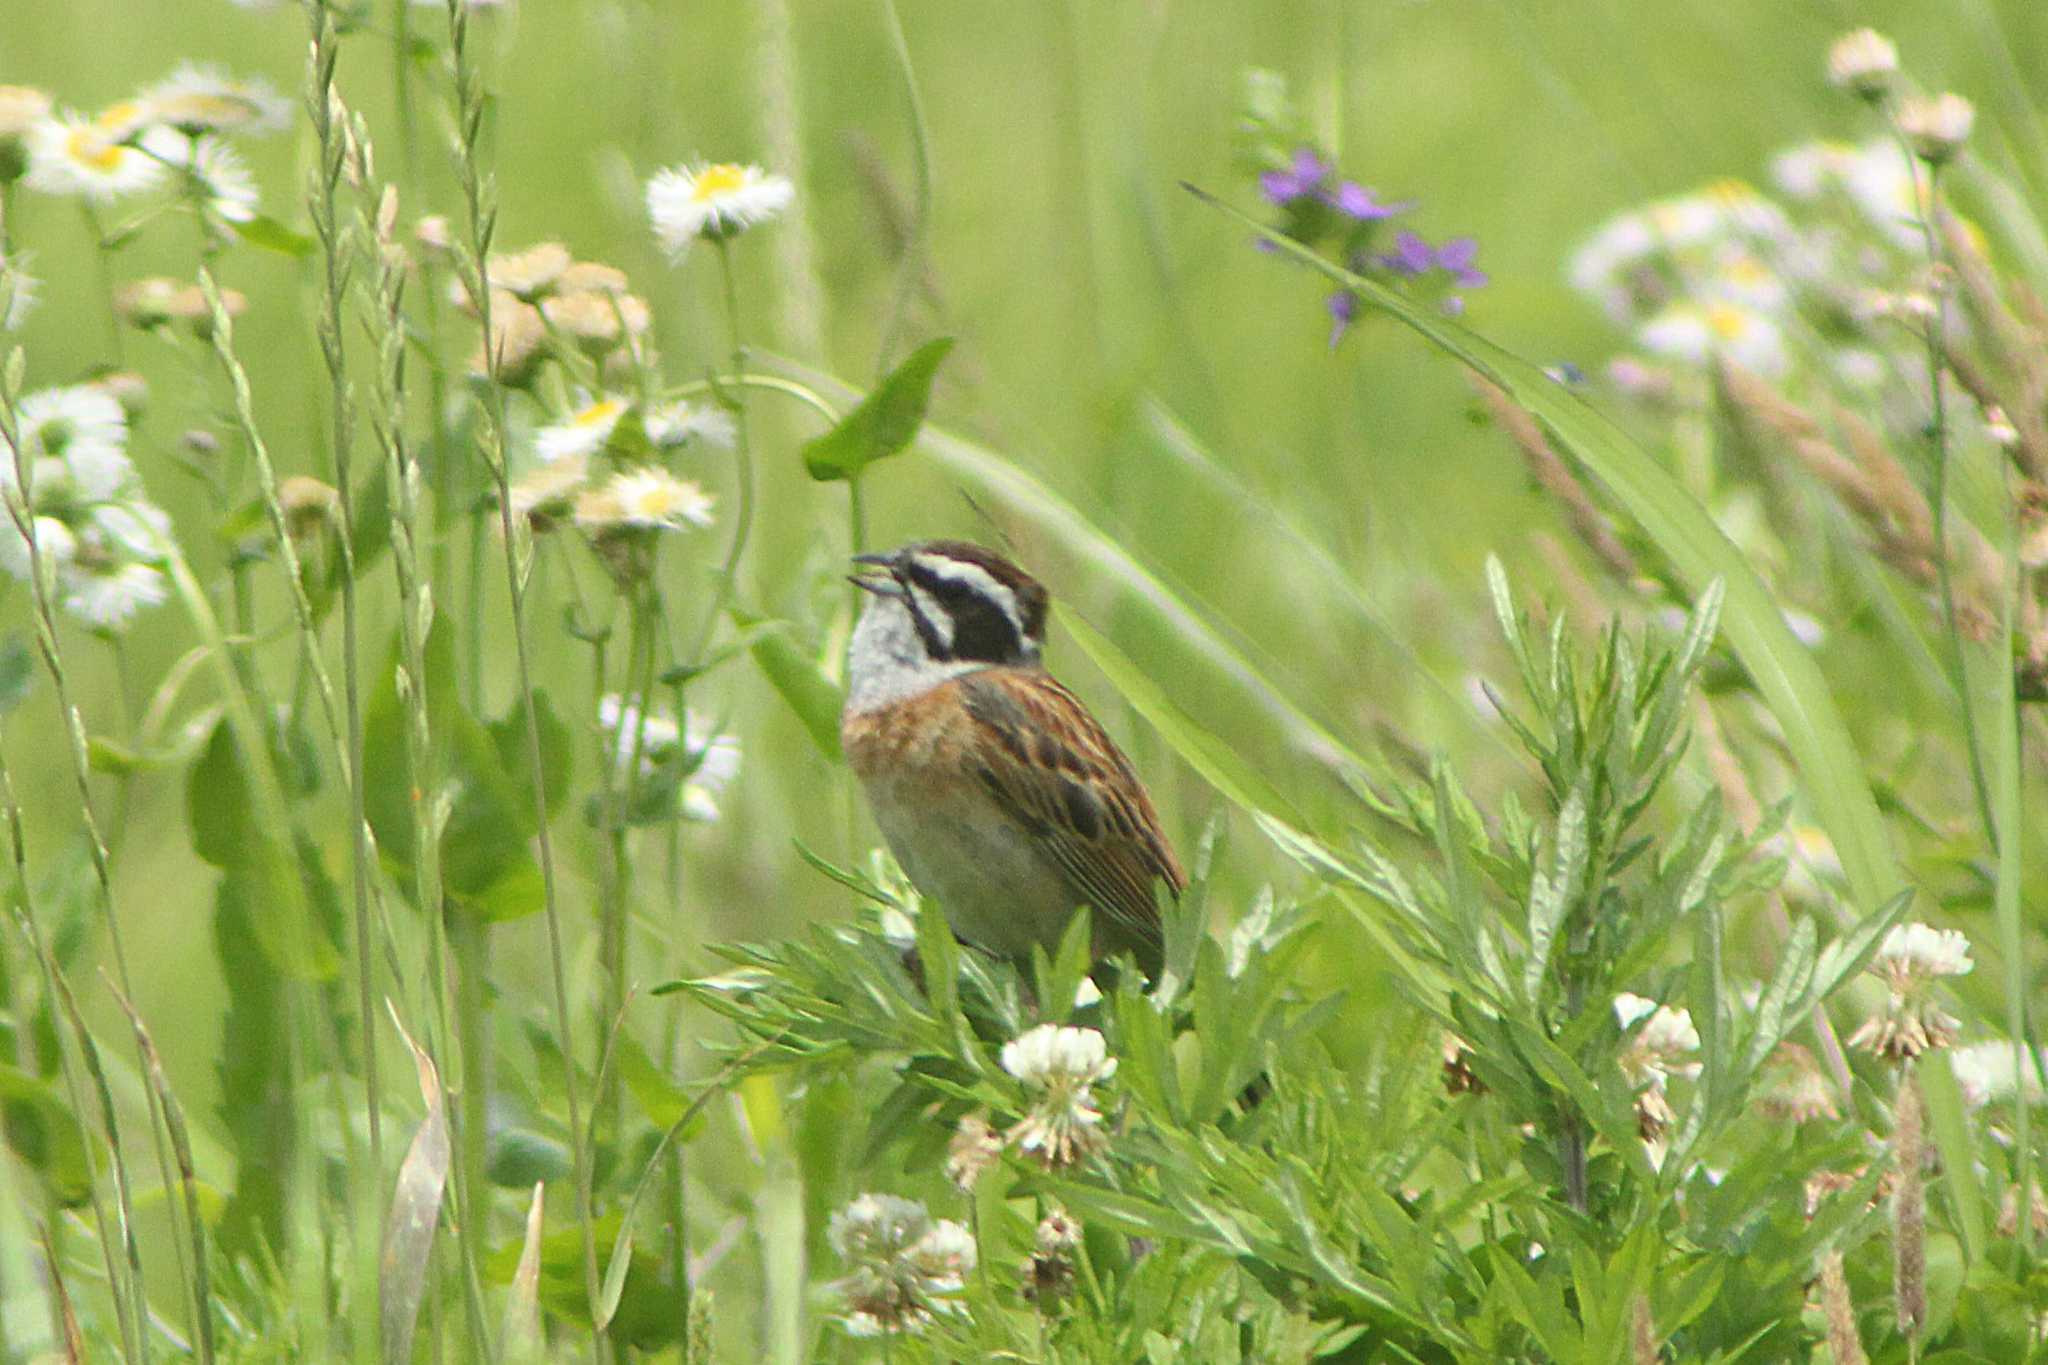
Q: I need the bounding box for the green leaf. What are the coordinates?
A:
[235,214,315,257]
[0,1064,94,1206]
[1192,184,1905,919]
[800,337,953,481]
[733,608,843,760]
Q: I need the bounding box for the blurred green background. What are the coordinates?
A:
[4,0,2043,1205]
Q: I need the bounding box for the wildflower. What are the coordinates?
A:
[0,87,51,183]
[1326,288,1360,350]
[1379,230,1487,288]
[555,261,630,296]
[277,475,340,540]
[1826,29,1898,101]
[1897,93,1974,165]
[646,161,794,257]
[645,400,736,451]
[505,454,589,533]
[0,516,76,581]
[1637,300,1787,376]
[595,696,741,819]
[1846,922,1972,1061]
[1615,993,1700,1142]
[467,293,546,387]
[1441,1031,1485,1096]
[23,110,170,203]
[413,214,454,259]
[140,64,291,136]
[604,466,712,534]
[484,241,572,300]
[11,385,129,482]
[1949,1040,2046,1109]
[944,1113,1004,1192]
[1984,406,2019,449]
[826,1193,974,1337]
[164,135,262,229]
[1756,1042,1839,1123]
[1001,1024,1116,1168]
[1258,147,1329,206]
[61,561,168,632]
[1328,180,1412,222]
[540,289,651,352]
[1021,1207,1081,1305]
[536,396,630,464]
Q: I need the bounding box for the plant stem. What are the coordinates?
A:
[687,241,757,667]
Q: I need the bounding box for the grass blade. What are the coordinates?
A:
[380,1007,451,1365]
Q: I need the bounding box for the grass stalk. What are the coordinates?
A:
[442,0,603,1348]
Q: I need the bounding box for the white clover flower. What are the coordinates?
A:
[1566,210,1657,321]
[1002,1024,1116,1169]
[1898,93,1975,165]
[646,161,793,257]
[944,1114,1004,1192]
[602,466,714,531]
[1848,922,1972,1061]
[140,64,291,136]
[1949,1042,2046,1110]
[24,110,167,202]
[827,1193,974,1337]
[644,400,736,451]
[596,697,739,819]
[61,561,167,632]
[536,396,629,464]
[1827,29,1898,99]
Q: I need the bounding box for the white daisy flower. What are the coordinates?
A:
[1949,1041,2046,1110]
[680,724,741,822]
[160,134,261,225]
[0,87,52,142]
[0,515,77,581]
[535,396,629,463]
[644,400,735,451]
[1826,29,1897,99]
[1840,139,1928,247]
[10,385,129,492]
[140,63,291,137]
[1899,92,1975,165]
[1637,301,1787,376]
[61,561,167,632]
[85,501,172,561]
[646,161,793,257]
[1768,141,1856,201]
[602,466,714,531]
[505,453,590,531]
[1001,1024,1116,1169]
[484,241,572,300]
[1568,210,1657,320]
[827,1193,974,1337]
[24,110,168,202]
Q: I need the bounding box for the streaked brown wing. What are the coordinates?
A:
[956,667,1184,968]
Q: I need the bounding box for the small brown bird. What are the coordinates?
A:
[841,540,1184,976]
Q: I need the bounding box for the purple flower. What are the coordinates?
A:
[1327,180,1413,221]
[1327,289,1359,349]
[1259,148,1330,206]
[1377,231,1488,288]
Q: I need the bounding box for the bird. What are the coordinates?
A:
[840,540,1185,979]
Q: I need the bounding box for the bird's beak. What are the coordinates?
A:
[848,553,903,598]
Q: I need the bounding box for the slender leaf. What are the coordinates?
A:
[801,336,953,481]
[380,1009,451,1365]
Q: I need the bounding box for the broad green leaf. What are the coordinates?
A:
[733,608,843,760]
[801,336,953,481]
[235,213,315,257]
[1192,185,1904,918]
[0,1064,94,1206]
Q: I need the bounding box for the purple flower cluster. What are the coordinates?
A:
[1253,145,1486,347]
[1258,149,1413,222]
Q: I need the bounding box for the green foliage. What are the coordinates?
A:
[801,338,954,483]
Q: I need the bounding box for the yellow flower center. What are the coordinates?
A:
[574,399,624,428]
[691,164,747,202]
[1705,304,1750,340]
[66,128,124,174]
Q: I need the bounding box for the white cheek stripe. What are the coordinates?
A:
[915,556,1024,641]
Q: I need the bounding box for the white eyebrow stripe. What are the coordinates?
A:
[914,555,1024,640]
